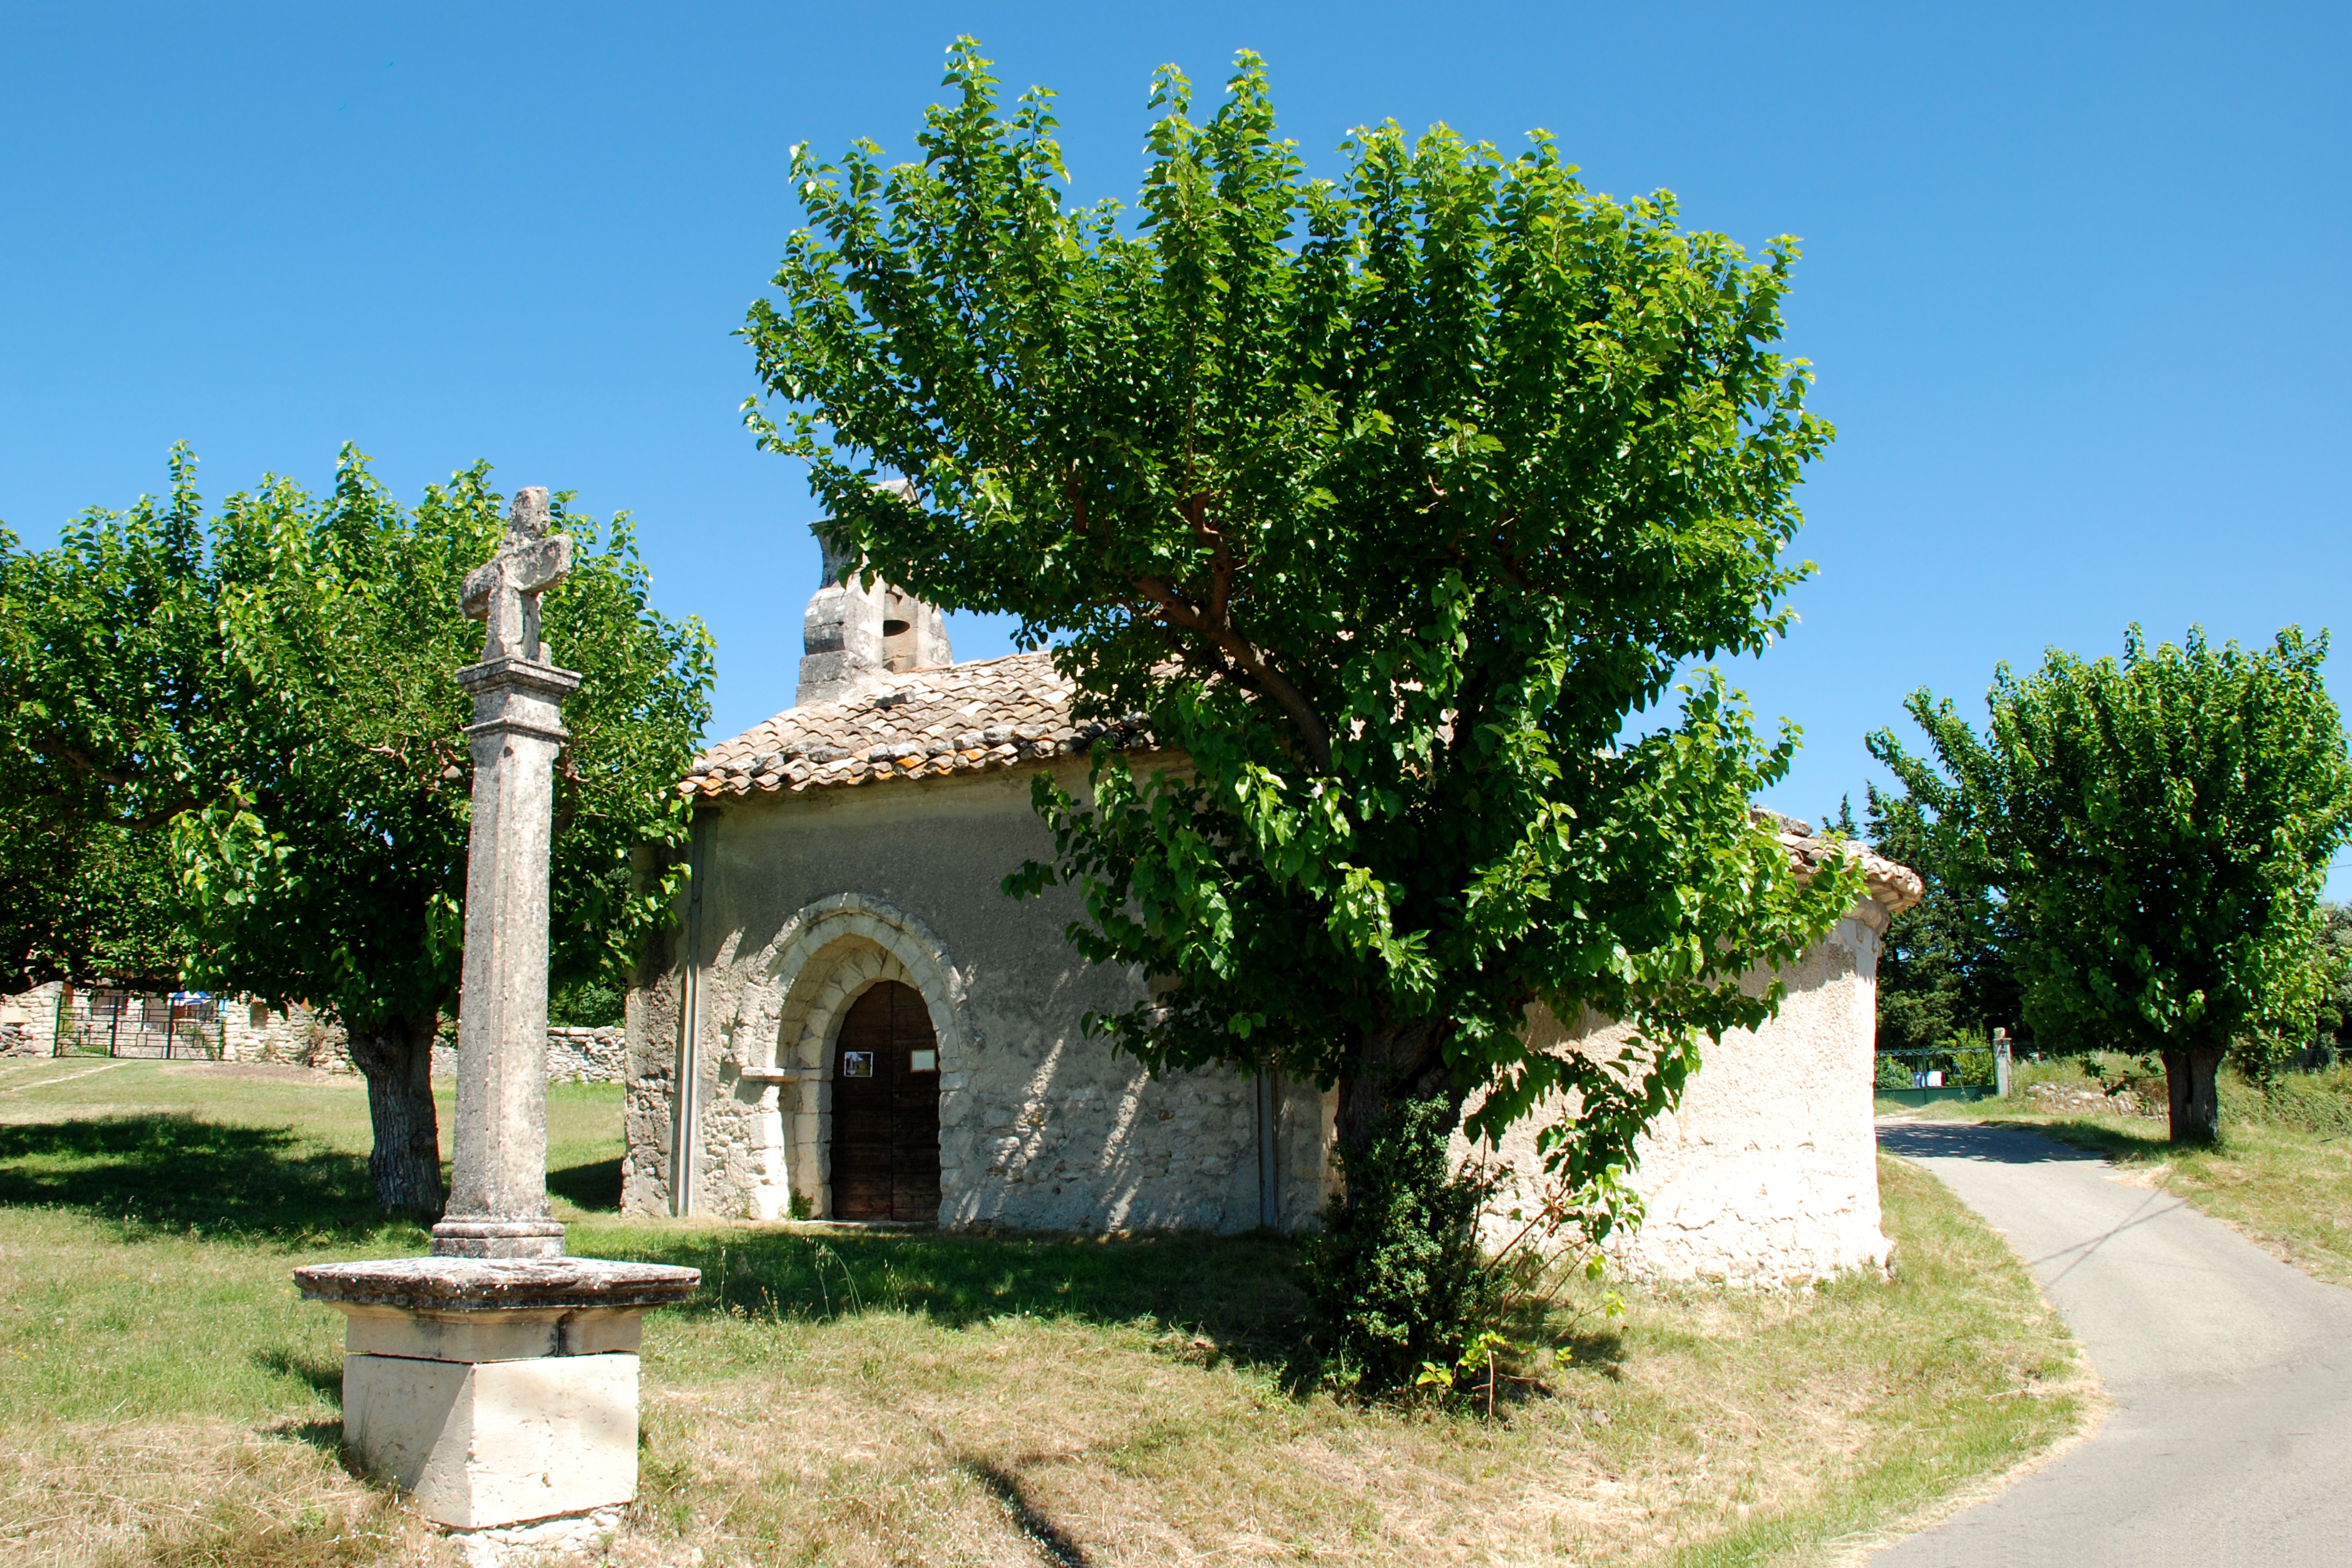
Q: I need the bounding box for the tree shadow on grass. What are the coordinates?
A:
[262,1418,350,1464]
[254,1347,344,1405]
[548,1156,622,1213]
[0,1114,424,1248]
[963,1457,1094,1567]
[589,1224,1315,1373]
[1976,1116,2177,1166]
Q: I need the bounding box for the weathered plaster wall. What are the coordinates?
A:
[1461,909,1891,1286]
[625,760,1331,1232]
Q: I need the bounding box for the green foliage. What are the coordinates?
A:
[2249,1061,2352,1138]
[1864,782,2021,1055]
[0,462,213,989]
[0,809,190,990]
[0,446,713,1036]
[1869,626,2352,1087]
[1305,1097,1497,1395]
[2313,902,2352,1054]
[551,974,627,1028]
[743,41,1865,1318]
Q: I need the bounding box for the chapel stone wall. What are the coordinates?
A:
[624,749,1894,1273]
[624,759,1332,1232]
[1457,909,1891,1285]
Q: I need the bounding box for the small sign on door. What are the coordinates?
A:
[910,1049,938,1072]
[841,1051,874,1078]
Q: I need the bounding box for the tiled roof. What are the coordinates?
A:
[1765,812,1924,918]
[680,652,1146,798]
[679,660,1926,912]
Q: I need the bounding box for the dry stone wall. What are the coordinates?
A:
[0,983,63,1055]
[222,1000,347,1068]
[433,1027,625,1085]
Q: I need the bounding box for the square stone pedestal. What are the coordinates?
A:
[295,1256,699,1533]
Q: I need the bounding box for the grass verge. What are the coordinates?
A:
[0,1058,2089,1566]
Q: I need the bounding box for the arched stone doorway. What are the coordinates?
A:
[830,980,941,1222]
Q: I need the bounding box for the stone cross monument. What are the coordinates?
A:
[432,487,580,1261]
[296,489,696,1547]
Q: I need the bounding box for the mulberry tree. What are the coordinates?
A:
[745,43,1862,1383]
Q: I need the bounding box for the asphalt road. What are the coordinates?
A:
[1867,1121,2352,1567]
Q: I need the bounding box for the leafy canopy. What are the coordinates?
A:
[1869,626,2352,1073]
[0,448,217,988]
[746,44,1862,1202]
[0,447,713,1032]
[1862,782,2021,1054]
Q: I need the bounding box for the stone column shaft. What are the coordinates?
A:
[431,655,582,1259]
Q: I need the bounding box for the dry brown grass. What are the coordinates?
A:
[0,1419,445,1568]
[0,1061,2090,1567]
[591,1159,2088,1568]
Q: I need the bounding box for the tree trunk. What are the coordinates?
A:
[346,1007,446,1219]
[1334,1018,1460,1207]
[2162,1045,2223,1145]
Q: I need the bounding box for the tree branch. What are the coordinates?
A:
[1066,476,1333,772]
[1132,571,1332,772]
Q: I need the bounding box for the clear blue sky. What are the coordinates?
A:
[5,3,2347,870]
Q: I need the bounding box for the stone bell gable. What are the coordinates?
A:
[630,556,1922,1285]
[796,487,954,707]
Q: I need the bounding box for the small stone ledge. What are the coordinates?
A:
[294,1256,700,1314]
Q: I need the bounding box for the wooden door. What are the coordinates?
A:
[829,980,942,1222]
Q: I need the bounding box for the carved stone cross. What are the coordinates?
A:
[461,487,573,664]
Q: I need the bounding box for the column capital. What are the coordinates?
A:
[457,655,583,701]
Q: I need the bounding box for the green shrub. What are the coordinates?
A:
[1304,1098,1498,1397]
[1948,1027,1997,1087]
[550,975,625,1028]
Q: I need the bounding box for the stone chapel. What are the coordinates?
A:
[622,539,1922,1285]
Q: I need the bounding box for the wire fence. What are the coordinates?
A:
[1875,1038,2011,1100]
[50,989,223,1059]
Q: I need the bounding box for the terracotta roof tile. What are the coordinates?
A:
[682,652,1144,799]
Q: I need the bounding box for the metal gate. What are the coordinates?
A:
[1874,1033,2012,1107]
[51,989,223,1059]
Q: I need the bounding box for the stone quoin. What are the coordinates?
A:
[625,519,1922,1286]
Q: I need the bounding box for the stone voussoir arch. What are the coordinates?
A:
[721,892,972,1081]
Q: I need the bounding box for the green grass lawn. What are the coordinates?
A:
[0,1057,2090,1567]
[1879,1056,2352,1290]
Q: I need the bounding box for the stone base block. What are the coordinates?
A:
[296,1254,698,1532]
[344,1351,638,1529]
